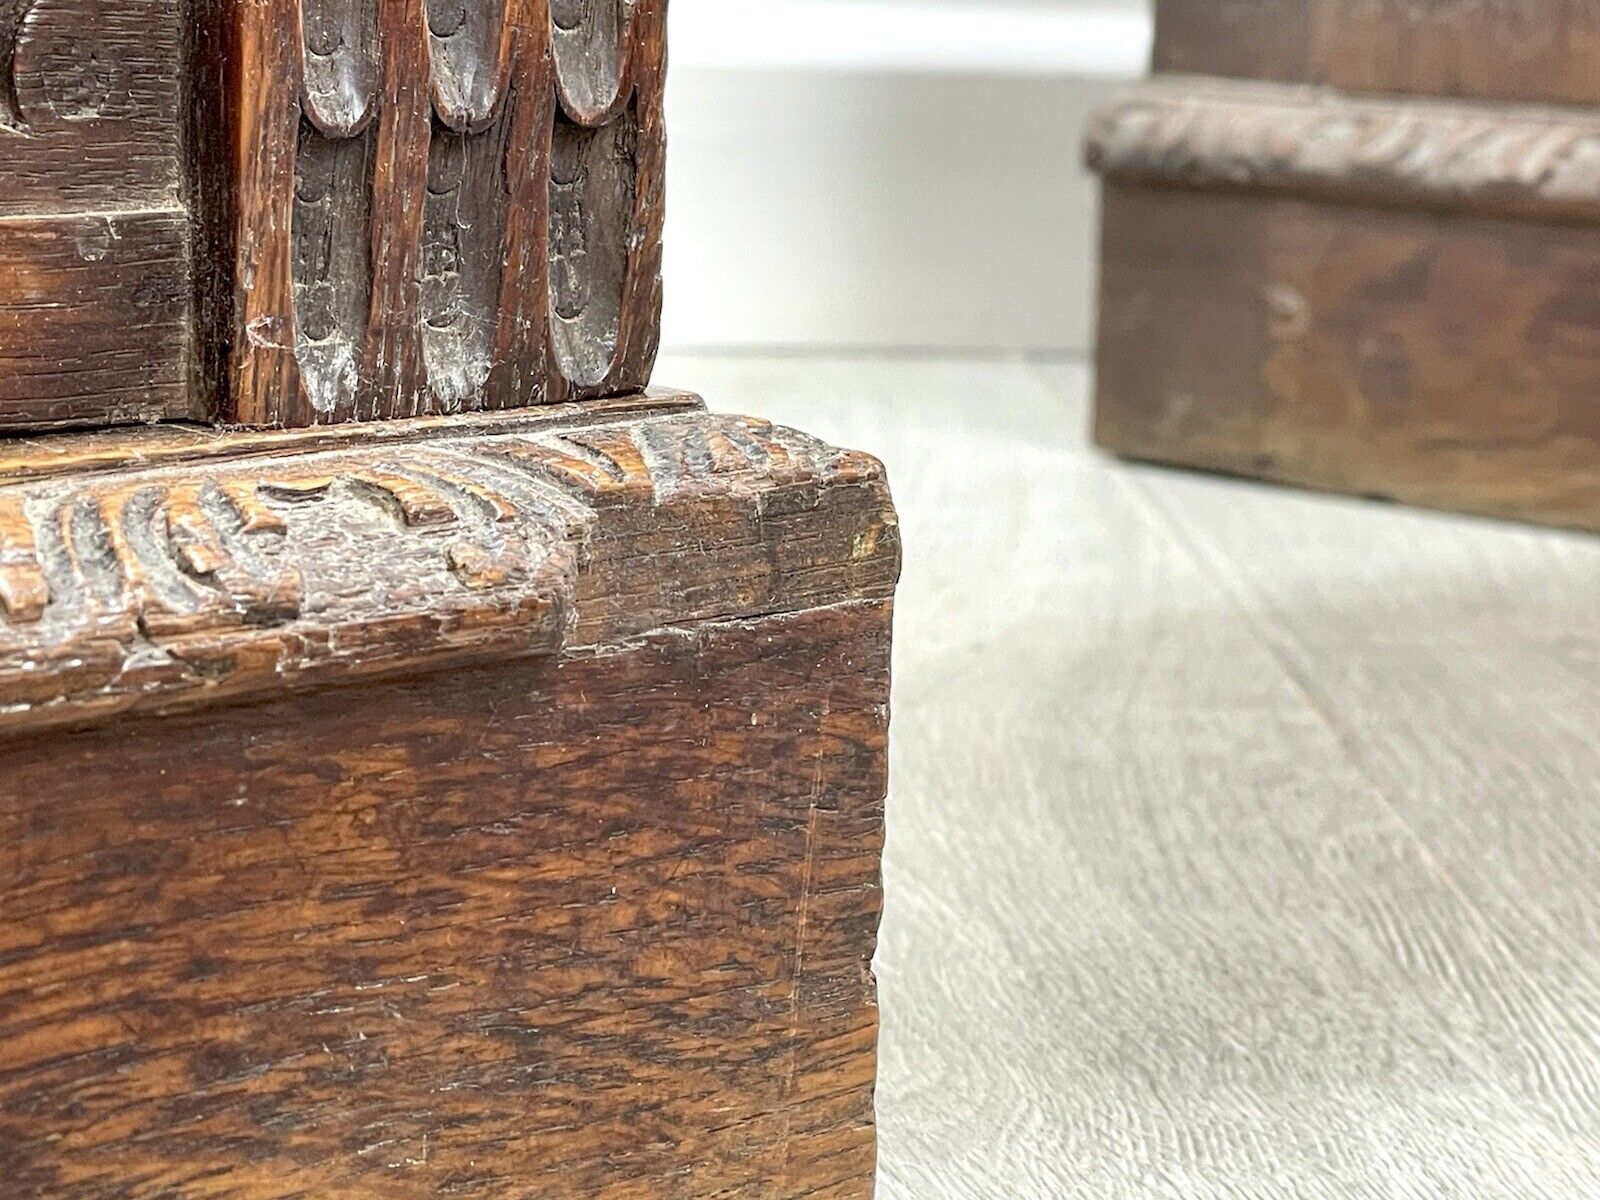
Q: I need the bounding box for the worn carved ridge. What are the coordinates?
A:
[422,116,512,407]
[426,0,512,132]
[0,0,34,132]
[551,0,631,125]
[298,0,380,137]
[293,120,376,418]
[550,106,637,389]
[0,410,897,734]
[1087,79,1600,223]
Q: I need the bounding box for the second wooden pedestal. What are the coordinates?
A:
[1090,2,1600,531]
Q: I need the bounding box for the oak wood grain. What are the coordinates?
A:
[0,210,192,430]
[1155,0,1600,107]
[0,383,897,1199]
[0,0,183,211]
[0,600,889,1199]
[1154,0,1313,83]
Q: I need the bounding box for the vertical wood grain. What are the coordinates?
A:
[215,0,663,427]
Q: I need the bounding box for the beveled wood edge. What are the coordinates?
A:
[0,388,701,485]
[1086,77,1600,224]
[0,394,901,737]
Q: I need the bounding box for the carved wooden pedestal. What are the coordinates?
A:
[1089,1,1600,530]
[2,3,896,1193]
[0,393,899,1198]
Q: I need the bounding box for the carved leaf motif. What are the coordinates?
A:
[293,120,375,417]
[549,111,636,389]
[0,0,36,132]
[0,410,896,732]
[550,0,629,125]
[421,119,511,406]
[425,0,511,133]
[240,0,660,424]
[1086,82,1600,220]
[0,452,550,633]
[0,496,47,620]
[298,0,380,137]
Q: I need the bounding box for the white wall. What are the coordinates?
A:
[660,0,1152,355]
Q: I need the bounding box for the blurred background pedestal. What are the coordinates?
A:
[1089,1,1600,531]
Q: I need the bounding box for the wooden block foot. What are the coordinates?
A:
[0,392,899,1200]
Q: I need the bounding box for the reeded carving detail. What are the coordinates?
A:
[0,410,888,730]
[240,0,664,426]
[551,0,629,124]
[550,110,636,389]
[1086,80,1600,221]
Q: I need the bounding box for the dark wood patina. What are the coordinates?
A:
[1,0,663,429]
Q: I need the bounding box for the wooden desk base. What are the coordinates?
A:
[0,392,898,1199]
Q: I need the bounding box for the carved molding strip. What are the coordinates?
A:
[1086,79,1600,223]
[0,408,897,734]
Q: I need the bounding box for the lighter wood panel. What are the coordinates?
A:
[1094,185,1600,532]
[1313,0,1600,107]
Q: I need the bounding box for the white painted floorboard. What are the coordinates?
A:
[661,351,1600,1198]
